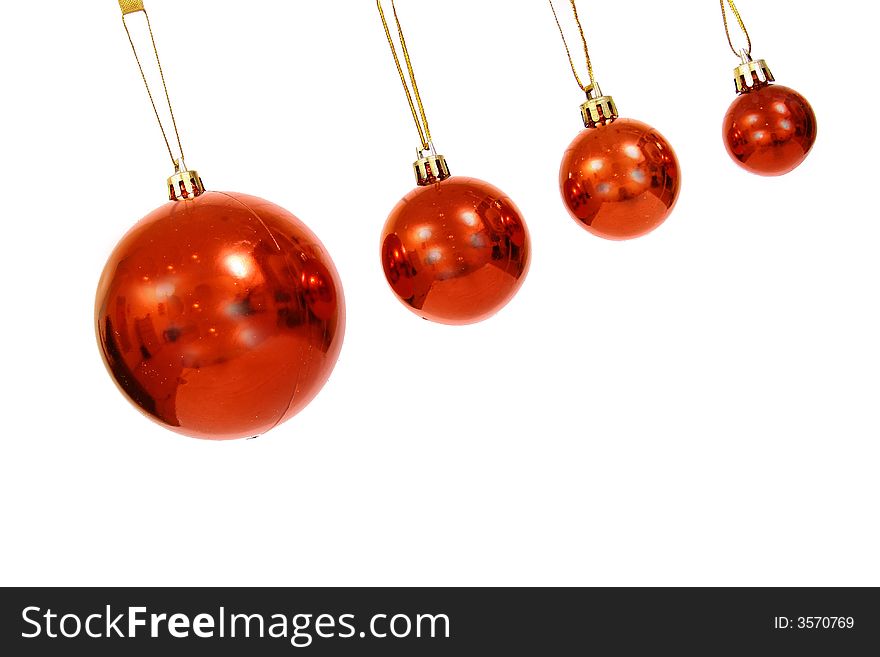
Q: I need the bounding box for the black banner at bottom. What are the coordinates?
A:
[1,587,876,655]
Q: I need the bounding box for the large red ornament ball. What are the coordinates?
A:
[381,176,530,325]
[723,84,817,176]
[95,191,345,440]
[559,118,681,240]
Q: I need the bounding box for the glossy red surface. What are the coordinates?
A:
[559,118,680,240]
[723,84,817,176]
[381,176,530,324]
[96,191,345,440]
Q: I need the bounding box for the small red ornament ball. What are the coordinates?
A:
[381,177,530,325]
[95,191,345,440]
[559,118,681,240]
[723,84,817,176]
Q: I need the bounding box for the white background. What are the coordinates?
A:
[0,0,877,586]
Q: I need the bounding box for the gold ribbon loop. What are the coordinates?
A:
[120,3,188,172]
[720,0,753,60]
[548,0,595,94]
[119,1,144,16]
[377,0,434,151]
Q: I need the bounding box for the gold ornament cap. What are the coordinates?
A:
[167,167,205,201]
[413,146,450,186]
[579,83,618,129]
[733,52,774,93]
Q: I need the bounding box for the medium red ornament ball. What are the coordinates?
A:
[96,191,345,440]
[559,118,681,240]
[381,176,530,324]
[723,83,817,176]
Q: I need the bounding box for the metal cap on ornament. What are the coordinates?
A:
[579,82,618,129]
[413,143,450,186]
[167,161,205,201]
[733,50,774,94]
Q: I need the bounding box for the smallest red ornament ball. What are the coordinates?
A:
[722,59,817,176]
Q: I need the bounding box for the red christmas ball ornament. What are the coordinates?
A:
[374,2,529,324]
[381,154,530,324]
[722,58,817,176]
[100,4,344,440]
[96,176,345,440]
[559,89,681,240]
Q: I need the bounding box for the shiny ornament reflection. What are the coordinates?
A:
[381,177,530,324]
[96,192,345,440]
[559,118,680,240]
[723,84,817,176]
